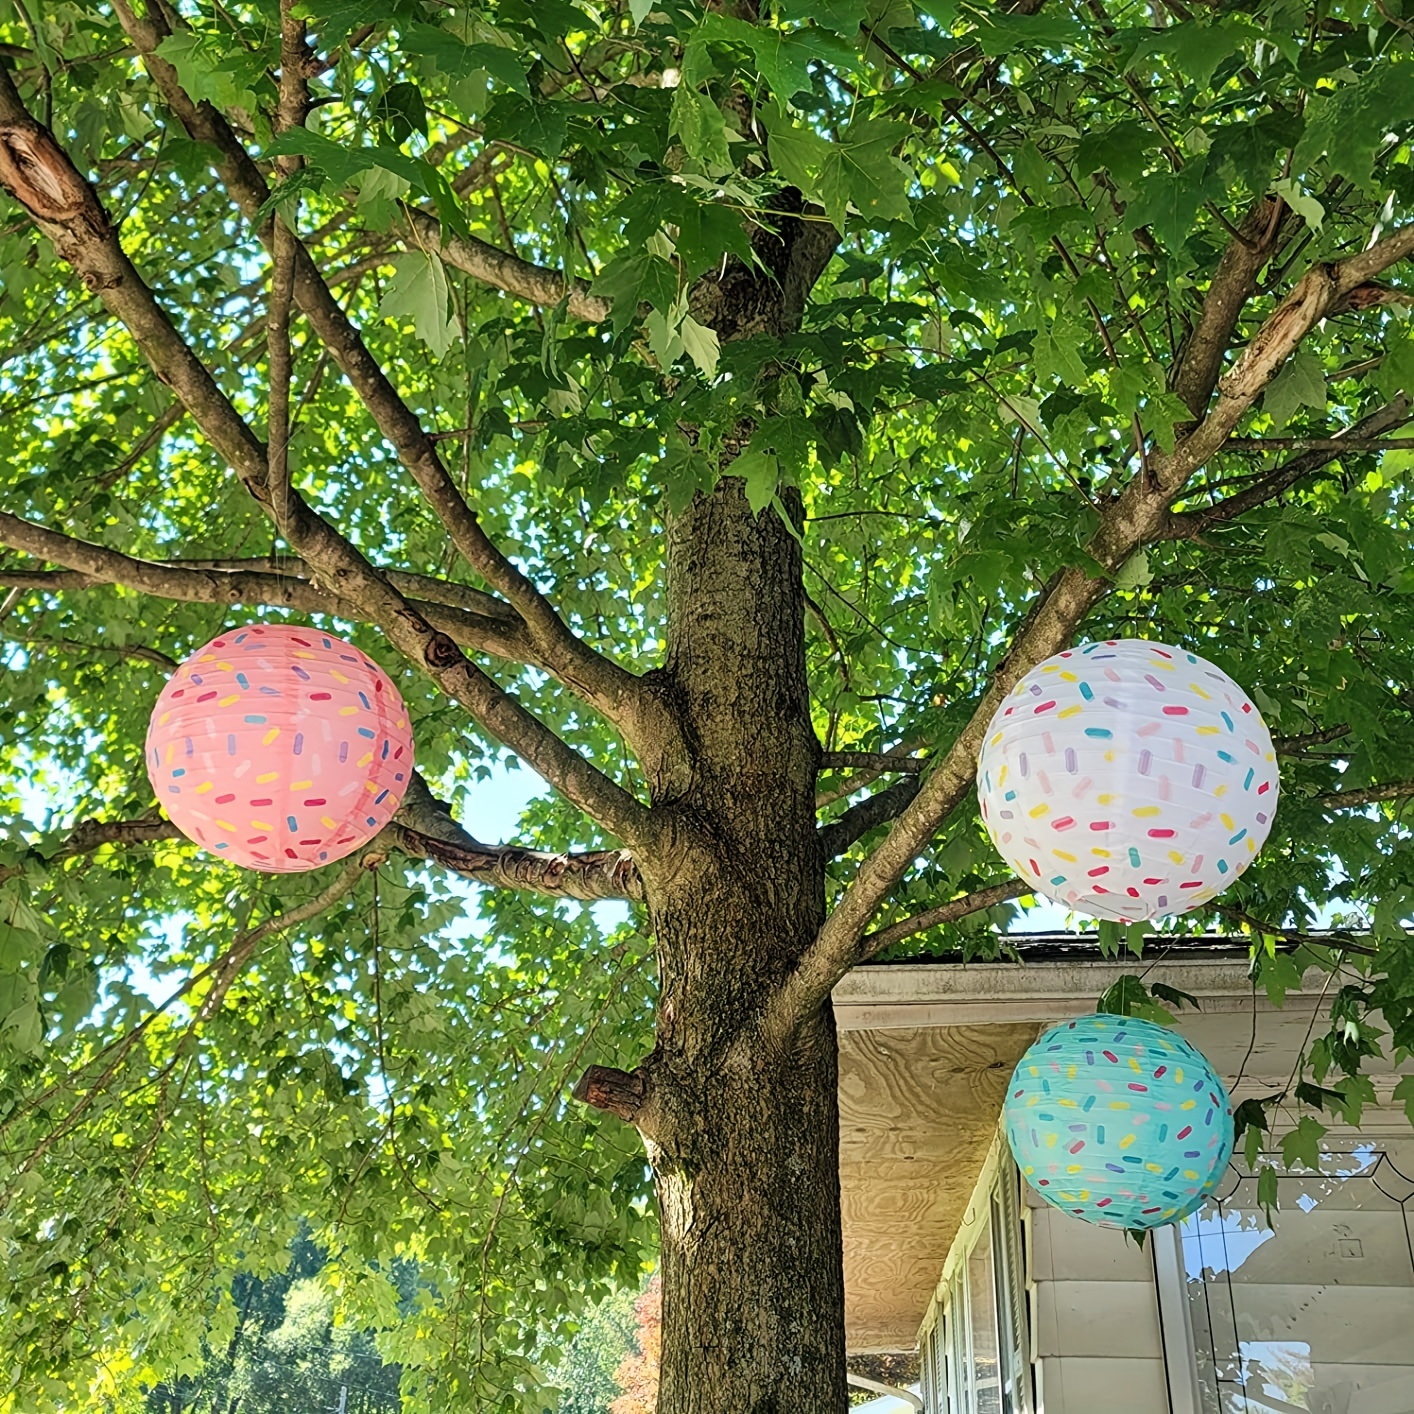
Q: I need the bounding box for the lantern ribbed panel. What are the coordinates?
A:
[1004,1014,1235,1230]
[976,639,1278,922]
[146,624,415,873]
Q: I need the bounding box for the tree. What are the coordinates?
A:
[0,0,1412,1410]
[145,1234,405,1414]
[555,1286,640,1414]
[609,1277,660,1414]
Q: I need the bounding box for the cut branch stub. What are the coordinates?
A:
[0,121,102,227]
[572,1064,650,1128]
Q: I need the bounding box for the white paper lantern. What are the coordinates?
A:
[976,639,1279,922]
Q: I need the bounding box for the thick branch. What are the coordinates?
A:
[758,879,1028,1037]
[859,879,1029,958]
[571,1064,649,1126]
[819,751,925,774]
[1275,725,1351,754]
[0,514,537,664]
[1,782,644,902]
[389,770,643,901]
[401,206,610,322]
[1317,780,1414,811]
[818,778,920,857]
[0,71,654,850]
[1169,197,1290,420]
[780,222,1414,1035]
[104,0,652,744]
[1159,226,1414,486]
[1165,397,1411,539]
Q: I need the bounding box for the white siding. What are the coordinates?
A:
[1025,1194,1170,1414]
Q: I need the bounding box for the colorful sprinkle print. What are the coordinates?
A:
[1004,1014,1235,1231]
[146,624,416,873]
[976,639,1279,922]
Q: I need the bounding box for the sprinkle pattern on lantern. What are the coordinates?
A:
[1005,1014,1235,1230]
[976,639,1278,922]
[146,624,415,872]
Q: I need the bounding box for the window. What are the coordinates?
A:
[922,1156,1032,1414]
[1181,1145,1414,1414]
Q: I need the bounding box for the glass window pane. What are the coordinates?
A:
[1183,1145,1414,1414]
[969,1221,1003,1414]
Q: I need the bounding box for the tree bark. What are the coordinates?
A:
[636,478,847,1413]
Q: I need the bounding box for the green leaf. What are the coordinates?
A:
[818,119,915,225]
[1096,973,1174,1023]
[375,81,429,145]
[379,251,458,356]
[1112,549,1152,593]
[1131,21,1246,90]
[973,11,1083,56]
[1278,1115,1327,1172]
[1125,163,1214,251]
[480,94,568,159]
[1264,349,1326,430]
[1256,1164,1279,1224]
[737,443,780,515]
[761,105,834,192]
[264,129,382,189]
[679,315,721,379]
[154,33,263,113]
[589,252,679,330]
[1,999,42,1055]
[1395,1075,1414,1125]
[1376,334,1414,404]
[779,0,868,36]
[1270,177,1324,233]
[403,26,532,95]
[1150,981,1201,1012]
[1294,61,1414,187]
[629,0,654,25]
[1293,1080,1347,1115]
[670,86,732,171]
[1032,325,1090,387]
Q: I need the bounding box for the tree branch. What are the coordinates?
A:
[104,0,655,747]
[1316,780,1414,811]
[775,220,1414,1036]
[819,751,925,774]
[1168,196,1292,420]
[858,879,1029,957]
[757,879,1027,1039]
[401,205,610,322]
[1,776,645,902]
[818,778,920,858]
[1215,905,1380,958]
[571,1064,651,1127]
[0,70,655,852]
[0,514,538,664]
[1158,224,1414,487]
[1275,725,1351,754]
[1165,397,1412,539]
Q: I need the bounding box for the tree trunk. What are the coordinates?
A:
[635,478,848,1413]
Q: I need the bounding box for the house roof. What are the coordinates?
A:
[832,946,1398,1353]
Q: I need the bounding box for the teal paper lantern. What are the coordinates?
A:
[1004,1014,1234,1230]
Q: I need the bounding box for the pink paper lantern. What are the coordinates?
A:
[146,623,415,872]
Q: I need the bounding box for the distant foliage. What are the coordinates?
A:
[609,1277,661,1414]
[146,1236,404,1414]
[554,1286,638,1414]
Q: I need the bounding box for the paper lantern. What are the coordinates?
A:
[146,624,414,872]
[976,639,1278,922]
[1005,1014,1234,1230]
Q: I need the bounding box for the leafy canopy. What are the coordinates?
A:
[1,0,1413,1408]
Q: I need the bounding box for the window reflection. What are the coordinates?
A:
[1182,1146,1414,1414]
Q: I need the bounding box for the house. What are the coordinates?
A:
[834,936,1414,1414]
